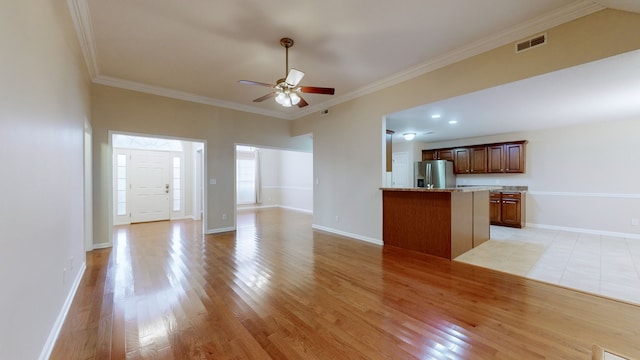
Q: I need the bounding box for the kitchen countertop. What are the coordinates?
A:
[459,185,528,193]
[380,186,502,193]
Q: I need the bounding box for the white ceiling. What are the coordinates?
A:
[387,48,640,143]
[70,0,639,127]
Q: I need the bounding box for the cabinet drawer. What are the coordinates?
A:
[501,192,521,199]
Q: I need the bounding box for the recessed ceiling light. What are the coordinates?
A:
[448,120,458,124]
[431,114,441,119]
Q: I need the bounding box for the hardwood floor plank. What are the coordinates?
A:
[51,208,640,359]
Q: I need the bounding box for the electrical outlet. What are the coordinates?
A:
[632,218,639,226]
[69,256,74,272]
[222,213,227,220]
[62,268,67,285]
[335,215,340,223]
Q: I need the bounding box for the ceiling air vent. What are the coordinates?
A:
[515,33,547,53]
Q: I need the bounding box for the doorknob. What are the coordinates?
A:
[165,184,170,193]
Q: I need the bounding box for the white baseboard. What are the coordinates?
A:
[170,216,191,221]
[237,204,279,210]
[312,224,383,246]
[39,261,87,360]
[205,226,236,234]
[92,242,112,249]
[238,204,312,214]
[279,205,313,214]
[526,222,640,240]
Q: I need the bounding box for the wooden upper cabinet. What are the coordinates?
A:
[504,142,525,173]
[422,149,454,161]
[487,141,526,173]
[453,148,470,174]
[422,140,526,174]
[487,144,505,173]
[422,150,437,161]
[470,147,487,173]
[438,149,455,161]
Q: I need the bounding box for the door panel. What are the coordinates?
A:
[130,150,171,223]
[392,152,409,188]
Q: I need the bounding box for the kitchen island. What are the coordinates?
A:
[381,187,497,260]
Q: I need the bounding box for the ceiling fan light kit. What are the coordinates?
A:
[238,38,335,108]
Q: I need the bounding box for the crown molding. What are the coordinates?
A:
[69,0,604,121]
[93,75,295,120]
[66,0,98,78]
[295,0,605,119]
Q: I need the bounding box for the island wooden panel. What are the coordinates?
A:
[382,190,488,259]
[382,191,453,258]
[472,190,490,247]
[450,192,473,258]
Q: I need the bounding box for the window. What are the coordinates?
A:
[116,154,127,216]
[237,147,257,204]
[172,156,181,211]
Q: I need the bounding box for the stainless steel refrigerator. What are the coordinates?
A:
[414,160,456,188]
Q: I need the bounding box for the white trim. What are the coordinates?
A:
[38,262,87,360]
[66,0,98,78]
[262,185,314,191]
[92,242,112,250]
[527,222,640,240]
[312,224,383,246]
[170,216,193,221]
[238,204,279,210]
[67,0,603,120]
[205,226,236,234]
[237,204,312,214]
[528,190,640,199]
[94,75,293,120]
[279,205,313,214]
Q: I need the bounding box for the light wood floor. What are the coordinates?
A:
[51,208,640,359]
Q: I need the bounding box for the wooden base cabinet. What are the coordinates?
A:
[490,192,525,228]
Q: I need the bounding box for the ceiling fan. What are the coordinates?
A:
[239,38,335,108]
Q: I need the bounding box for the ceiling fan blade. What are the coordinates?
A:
[253,92,277,102]
[300,86,335,95]
[285,68,305,87]
[239,80,275,88]
[297,95,309,108]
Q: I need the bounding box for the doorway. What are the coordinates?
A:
[235,145,313,214]
[112,133,205,226]
[391,151,409,187]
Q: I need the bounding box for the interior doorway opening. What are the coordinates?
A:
[111,133,205,227]
[235,145,313,214]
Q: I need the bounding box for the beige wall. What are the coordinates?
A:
[0,0,91,359]
[260,148,313,212]
[91,85,312,245]
[434,117,640,237]
[292,9,640,241]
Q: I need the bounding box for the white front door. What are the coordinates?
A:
[392,151,409,188]
[130,150,171,223]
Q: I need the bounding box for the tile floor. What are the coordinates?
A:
[455,226,640,305]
